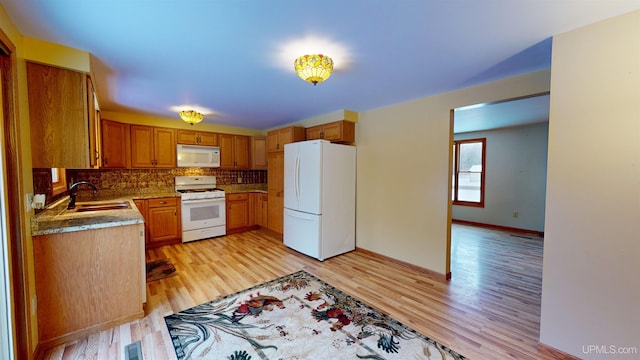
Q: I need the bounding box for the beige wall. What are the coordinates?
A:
[453,122,549,232]
[355,69,551,274]
[540,10,640,358]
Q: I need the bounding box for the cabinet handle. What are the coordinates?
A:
[159,201,167,204]
[95,149,100,160]
[104,157,108,165]
[320,131,324,139]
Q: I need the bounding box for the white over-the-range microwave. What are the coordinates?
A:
[176,144,221,168]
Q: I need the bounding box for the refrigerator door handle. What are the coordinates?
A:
[286,209,315,220]
[295,153,300,200]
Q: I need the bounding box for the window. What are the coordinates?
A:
[51,168,66,196]
[452,138,485,207]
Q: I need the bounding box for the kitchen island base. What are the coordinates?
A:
[34,224,145,349]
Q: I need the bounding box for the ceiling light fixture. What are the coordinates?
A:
[294,54,334,86]
[179,110,204,125]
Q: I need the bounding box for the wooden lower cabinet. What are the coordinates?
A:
[227,193,257,234]
[254,193,268,227]
[33,224,145,348]
[135,197,181,248]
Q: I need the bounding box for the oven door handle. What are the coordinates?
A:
[181,198,225,204]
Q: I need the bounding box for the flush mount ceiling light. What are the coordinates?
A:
[179,110,204,125]
[294,54,334,86]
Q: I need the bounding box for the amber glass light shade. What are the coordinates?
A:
[179,110,204,125]
[294,54,334,86]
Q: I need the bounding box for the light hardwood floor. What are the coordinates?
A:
[38,225,576,359]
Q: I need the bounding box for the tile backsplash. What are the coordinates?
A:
[33,168,267,206]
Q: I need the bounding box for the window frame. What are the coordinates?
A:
[51,168,67,196]
[452,138,486,207]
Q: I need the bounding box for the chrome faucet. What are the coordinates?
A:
[67,181,98,210]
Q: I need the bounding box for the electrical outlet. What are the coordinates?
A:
[237,177,243,184]
[25,193,33,212]
[513,211,519,218]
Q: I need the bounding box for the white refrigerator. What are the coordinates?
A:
[284,140,356,261]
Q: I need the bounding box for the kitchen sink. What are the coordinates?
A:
[67,201,132,212]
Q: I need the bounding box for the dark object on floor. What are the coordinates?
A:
[146,259,176,282]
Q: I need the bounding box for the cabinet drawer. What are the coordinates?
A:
[147,197,177,208]
[227,193,249,201]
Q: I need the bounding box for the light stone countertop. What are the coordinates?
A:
[31,191,181,236]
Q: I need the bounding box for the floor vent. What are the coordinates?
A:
[125,341,143,360]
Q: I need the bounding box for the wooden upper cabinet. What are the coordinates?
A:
[250,137,268,170]
[130,125,176,168]
[154,128,177,167]
[220,134,250,169]
[101,119,129,168]
[27,62,100,168]
[305,120,355,144]
[176,130,218,146]
[267,126,306,152]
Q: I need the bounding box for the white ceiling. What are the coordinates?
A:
[2,1,638,130]
[454,94,550,134]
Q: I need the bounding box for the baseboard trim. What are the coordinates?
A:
[452,219,544,238]
[355,247,448,282]
[537,342,581,359]
[36,310,145,354]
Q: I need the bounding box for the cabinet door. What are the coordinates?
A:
[251,137,268,170]
[267,152,285,235]
[234,135,250,169]
[86,77,101,168]
[154,128,176,168]
[255,193,268,227]
[130,125,155,168]
[198,132,218,146]
[267,130,280,152]
[249,193,258,226]
[27,62,91,168]
[148,206,180,243]
[176,130,198,145]
[101,119,128,168]
[261,194,268,227]
[219,134,235,168]
[325,121,355,143]
[227,194,250,231]
[305,125,323,141]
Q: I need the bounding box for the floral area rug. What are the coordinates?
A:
[165,270,467,359]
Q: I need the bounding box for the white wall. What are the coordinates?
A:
[540,10,640,358]
[453,122,549,232]
[355,69,550,274]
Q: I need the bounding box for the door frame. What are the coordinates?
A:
[0,26,30,359]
